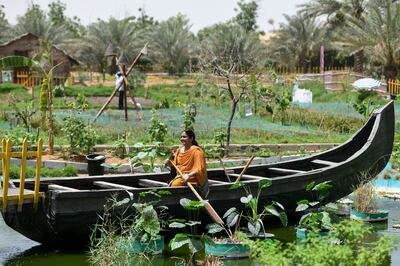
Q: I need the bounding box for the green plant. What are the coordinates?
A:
[62,116,99,155]
[181,105,195,131]
[8,93,38,132]
[147,109,168,143]
[212,130,226,158]
[4,165,78,179]
[127,190,171,243]
[229,180,287,237]
[244,220,393,266]
[168,198,205,264]
[129,142,167,173]
[265,87,291,124]
[295,181,335,232]
[4,128,38,146]
[113,133,129,159]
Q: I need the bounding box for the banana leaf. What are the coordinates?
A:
[0,56,38,69]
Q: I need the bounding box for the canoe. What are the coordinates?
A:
[1,101,394,246]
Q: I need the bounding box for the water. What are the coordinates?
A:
[1,197,400,265]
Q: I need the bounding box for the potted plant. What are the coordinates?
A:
[118,190,170,255]
[351,180,388,222]
[295,181,337,239]
[205,179,287,259]
[168,198,206,265]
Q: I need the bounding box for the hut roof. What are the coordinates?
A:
[0,33,80,66]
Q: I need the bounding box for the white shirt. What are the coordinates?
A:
[115,75,124,92]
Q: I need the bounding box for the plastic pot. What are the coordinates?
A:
[86,154,106,176]
[205,241,250,259]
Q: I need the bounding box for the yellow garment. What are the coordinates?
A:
[170,145,208,187]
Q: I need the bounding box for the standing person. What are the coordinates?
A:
[115,72,124,110]
[169,130,209,196]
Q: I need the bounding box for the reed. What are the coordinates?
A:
[353,172,377,213]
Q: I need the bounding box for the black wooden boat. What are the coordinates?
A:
[1,101,394,246]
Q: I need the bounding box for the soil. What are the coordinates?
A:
[42,152,130,164]
[63,96,156,107]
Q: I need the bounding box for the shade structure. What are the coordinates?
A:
[352,78,382,90]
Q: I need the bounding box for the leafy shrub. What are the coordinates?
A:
[3,165,78,179]
[0,83,27,94]
[63,85,115,97]
[147,110,168,143]
[62,116,99,155]
[245,220,393,266]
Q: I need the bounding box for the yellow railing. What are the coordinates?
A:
[388,79,400,95]
[0,138,43,212]
[15,71,68,87]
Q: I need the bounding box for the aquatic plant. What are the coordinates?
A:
[295,181,336,233]
[243,220,393,266]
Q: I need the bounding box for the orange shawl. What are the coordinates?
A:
[173,145,208,185]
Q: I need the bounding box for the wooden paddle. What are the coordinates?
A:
[234,156,255,183]
[169,160,224,225]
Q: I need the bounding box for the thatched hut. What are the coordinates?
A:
[0,33,79,84]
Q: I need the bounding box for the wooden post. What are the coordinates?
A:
[34,139,43,211]
[93,43,147,122]
[2,140,11,211]
[17,138,28,212]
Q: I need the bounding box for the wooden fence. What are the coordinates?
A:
[0,138,43,212]
[15,71,69,87]
[388,79,400,95]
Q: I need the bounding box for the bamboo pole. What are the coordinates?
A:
[34,139,43,211]
[169,160,224,225]
[17,138,28,212]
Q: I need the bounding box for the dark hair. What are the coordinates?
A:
[183,130,199,146]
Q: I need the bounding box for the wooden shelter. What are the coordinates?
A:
[0,33,79,84]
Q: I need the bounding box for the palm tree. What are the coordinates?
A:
[268,12,325,72]
[335,0,400,81]
[12,3,69,45]
[0,4,12,43]
[149,14,194,75]
[299,0,368,72]
[73,17,145,78]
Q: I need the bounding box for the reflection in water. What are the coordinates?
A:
[1,197,400,265]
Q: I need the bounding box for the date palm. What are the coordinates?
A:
[299,0,368,72]
[149,14,194,75]
[268,12,325,72]
[336,0,400,81]
[12,3,69,45]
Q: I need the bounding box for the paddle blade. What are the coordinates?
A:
[205,202,224,225]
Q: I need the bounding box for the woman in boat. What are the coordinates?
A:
[169,130,209,195]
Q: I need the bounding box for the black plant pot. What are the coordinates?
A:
[86,154,106,176]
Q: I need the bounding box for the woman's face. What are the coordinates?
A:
[180,132,193,146]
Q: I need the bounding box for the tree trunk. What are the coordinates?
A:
[224,100,238,157]
[47,81,54,155]
[354,49,364,73]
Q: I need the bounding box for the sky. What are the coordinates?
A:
[2,0,308,32]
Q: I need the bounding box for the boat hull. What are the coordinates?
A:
[1,102,394,246]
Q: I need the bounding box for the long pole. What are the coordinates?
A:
[93,43,148,122]
[169,160,224,225]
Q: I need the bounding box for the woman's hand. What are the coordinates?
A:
[182,173,191,182]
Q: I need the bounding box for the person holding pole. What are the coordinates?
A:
[115,71,124,110]
[168,130,209,196]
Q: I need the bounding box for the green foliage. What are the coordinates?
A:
[181,104,196,131]
[8,93,39,131]
[150,14,193,75]
[147,110,168,143]
[129,142,167,173]
[245,220,393,266]
[4,165,78,179]
[265,87,291,124]
[230,180,287,237]
[63,85,116,97]
[62,115,98,155]
[296,181,335,232]
[0,83,27,94]
[352,90,379,119]
[112,133,129,159]
[168,198,205,259]
[233,0,259,32]
[4,128,38,146]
